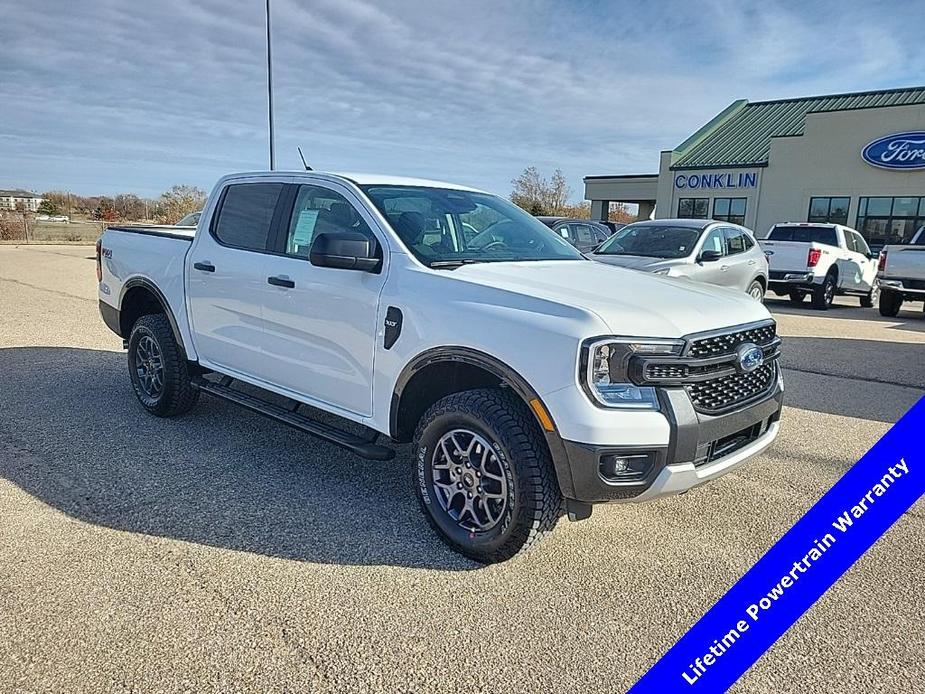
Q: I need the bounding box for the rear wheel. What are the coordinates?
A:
[747,279,765,302]
[811,274,836,310]
[128,314,199,417]
[413,389,562,563]
[788,289,807,305]
[878,289,903,317]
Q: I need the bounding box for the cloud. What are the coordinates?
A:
[1,0,922,198]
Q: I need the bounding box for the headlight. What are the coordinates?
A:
[582,338,683,409]
[652,267,671,276]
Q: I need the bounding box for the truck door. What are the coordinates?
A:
[186,182,284,380]
[836,229,866,291]
[259,181,387,417]
[850,230,877,291]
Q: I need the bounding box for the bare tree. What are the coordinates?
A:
[510,167,577,216]
[159,185,207,224]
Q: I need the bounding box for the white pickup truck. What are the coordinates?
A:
[877,227,925,316]
[97,171,783,562]
[760,223,878,310]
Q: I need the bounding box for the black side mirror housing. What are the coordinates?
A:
[310,231,381,272]
[699,249,723,263]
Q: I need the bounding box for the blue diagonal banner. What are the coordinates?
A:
[629,396,925,693]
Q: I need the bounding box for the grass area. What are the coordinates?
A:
[0,217,104,244]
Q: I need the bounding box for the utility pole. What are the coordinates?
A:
[266,0,276,170]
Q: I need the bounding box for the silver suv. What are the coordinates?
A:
[589,218,768,300]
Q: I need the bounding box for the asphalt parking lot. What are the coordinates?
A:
[1,244,923,693]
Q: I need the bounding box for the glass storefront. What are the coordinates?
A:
[856,196,925,248]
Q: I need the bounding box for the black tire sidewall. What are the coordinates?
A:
[879,289,902,317]
[748,280,765,302]
[813,276,835,309]
[414,409,520,557]
[128,321,168,412]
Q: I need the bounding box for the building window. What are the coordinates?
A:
[856,196,925,248]
[712,198,746,225]
[678,198,708,219]
[808,196,850,225]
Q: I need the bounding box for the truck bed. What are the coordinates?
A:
[106,224,196,241]
[881,244,925,280]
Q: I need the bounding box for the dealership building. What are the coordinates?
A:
[585,86,925,247]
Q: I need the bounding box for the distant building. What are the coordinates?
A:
[0,189,44,212]
[585,85,925,248]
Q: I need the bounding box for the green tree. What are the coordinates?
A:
[37,199,60,215]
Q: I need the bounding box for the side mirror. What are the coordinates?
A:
[699,249,723,263]
[310,231,381,272]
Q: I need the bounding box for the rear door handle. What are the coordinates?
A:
[267,275,295,288]
[721,265,730,271]
[193,261,215,272]
[747,259,757,265]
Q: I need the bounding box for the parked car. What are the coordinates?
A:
[589,219,768,300]
[535,216,611,252]
[877,226,925,316]
[97,171,782,563]
[597,220,627,235]
[175,211,201,227]
[760,222,878,310]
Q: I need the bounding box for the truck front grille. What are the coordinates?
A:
[688,324,777,358]
[687,363,777,415]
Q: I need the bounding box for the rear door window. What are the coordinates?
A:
[724,227,747,255]
[213,183,284,251]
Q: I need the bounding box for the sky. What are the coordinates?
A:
[2,0,924,200]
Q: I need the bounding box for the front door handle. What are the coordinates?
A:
[267,275,295,288]
[721,265,730,272]
[193,261,215,272]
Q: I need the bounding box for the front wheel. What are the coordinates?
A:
[128,314,199,417]
[860,283,880,308]
[413,389,562,563]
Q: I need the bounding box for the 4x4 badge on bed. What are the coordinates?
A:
[736,343,765,373]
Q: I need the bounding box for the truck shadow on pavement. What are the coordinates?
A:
[0,346,479,571]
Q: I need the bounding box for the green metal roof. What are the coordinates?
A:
[671,86,925,170]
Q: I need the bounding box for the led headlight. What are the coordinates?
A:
[583,338,683,409]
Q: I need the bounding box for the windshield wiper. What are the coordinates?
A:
[428,259,487,269]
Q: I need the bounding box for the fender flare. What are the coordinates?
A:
[119,277,188,357]
[390,346,576,497]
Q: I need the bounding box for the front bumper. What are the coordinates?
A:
[557,378,783,504]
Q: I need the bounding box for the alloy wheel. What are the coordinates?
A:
[431,429,509,533]
[134,335,164,398]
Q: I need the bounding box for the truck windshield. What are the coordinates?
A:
[769,225,838,246]
[594,224,701,259]
[360,185,583,267]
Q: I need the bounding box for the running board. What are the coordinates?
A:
[195,380,395,461]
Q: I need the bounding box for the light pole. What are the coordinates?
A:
[266,0,276,170]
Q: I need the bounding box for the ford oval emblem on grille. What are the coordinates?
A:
[736,343,764,373]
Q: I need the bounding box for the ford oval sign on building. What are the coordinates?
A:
[862,131,925,170]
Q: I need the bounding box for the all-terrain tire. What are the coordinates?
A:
[128,314,199,417]
[811,273,836,310]
[412,388,562,563]
[878,289,903,317]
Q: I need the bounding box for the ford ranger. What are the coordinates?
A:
[760,222,878,310]
[877,227,925,316]
[97,171,783,563]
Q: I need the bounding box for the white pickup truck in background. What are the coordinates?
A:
[759,222,879,310]
[97,171,783,563]
[877,227,925,316]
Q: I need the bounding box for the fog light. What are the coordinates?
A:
[599,452,655,483]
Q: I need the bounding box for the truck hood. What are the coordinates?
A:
[449,260,770,338]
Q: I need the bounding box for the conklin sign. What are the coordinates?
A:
[862,131,925,170]
[674,171,758,190]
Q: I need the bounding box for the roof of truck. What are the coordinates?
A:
[222,171,487,193]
